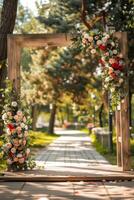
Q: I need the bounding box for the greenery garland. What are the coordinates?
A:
[73,29,127,110]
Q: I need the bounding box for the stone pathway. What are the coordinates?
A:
[0,181,134,199]
[35,129,124,176]
[1,129,134,199]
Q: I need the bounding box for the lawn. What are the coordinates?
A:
[90,132,134,169]
[0,130,59,172]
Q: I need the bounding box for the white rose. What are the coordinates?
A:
[84,33,89,39]
[102,37,107,43]
[21,123,25,128]
[17,153,22,158]
[11,148,16,154]
[91,49,96,54]
[7,159,12,165]
[88,36,93,42]
[111,42,115,46]
[105,77,110,82]
[113,50,118,54]
[2,113,7,120]
[7,128,11,135]
[11,101,17,107]
[111,88,115,92]
[96,40,102,45]
[26,148,30,155]
[25,125,28,130]
[18,134,23,138]
[119,78,124,84]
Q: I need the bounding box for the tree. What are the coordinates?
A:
[0,0,18,134]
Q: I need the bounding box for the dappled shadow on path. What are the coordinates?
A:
[33,129,128,177]
[0,181,134,200]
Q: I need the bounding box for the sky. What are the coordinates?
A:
[20,0,37,11]
[20,0,49,11]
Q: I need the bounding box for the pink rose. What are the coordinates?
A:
[18,157,25,164]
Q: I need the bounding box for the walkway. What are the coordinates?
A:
[1,129,134,199]
[0,181,134,199]
[35,129,125,176]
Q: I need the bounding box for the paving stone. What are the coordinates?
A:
[104,181,134,200]
[0,182,24,200]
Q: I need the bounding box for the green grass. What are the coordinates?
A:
[90,133,117,165]
[29,130,58,148]
[90,132,134,168]
[0,130,59,172]
[81,128,89,134]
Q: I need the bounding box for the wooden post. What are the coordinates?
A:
[7,36,21,92]
[114,32,131,171]
[115,109,121,167]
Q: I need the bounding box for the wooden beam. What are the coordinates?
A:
[0,175,134,182]
[8,33,71,48]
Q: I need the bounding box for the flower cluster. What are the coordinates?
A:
[2,99,32,171]
[79,30,126,109]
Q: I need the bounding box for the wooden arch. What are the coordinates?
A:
[7,32,130,171]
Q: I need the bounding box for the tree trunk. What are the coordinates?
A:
[32,104,39,131]
[48,104,57,134]
[99,104,104,127]
[0,0,18,134]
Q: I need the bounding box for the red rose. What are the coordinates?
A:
[111,62,123,71]
[8,124,15,130]
[99,44,106,51]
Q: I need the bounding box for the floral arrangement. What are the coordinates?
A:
[1,80,35,171]
[74,29,126,110]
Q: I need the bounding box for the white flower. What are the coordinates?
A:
[96,40,102,45]
[18,134,23,138]
[23,117,26,123]
[88,36,93,42]
[7,128,11,135]
[105,77,110,82]
[113,50,118,54]
[25,125,28,130]
[17,153,22,158]
[102,37,107,43]
[2,113,7,120]
[11,101,17,107]
[119,78,124,84]
[11,148,16,154]
[91,49,96,54]
[26,148,30,155]
[7,112,12,117]
[84,33,89,39]
[7,159,12,165]
[21,123,25,128]
[111,88,115,92]
[111,42,115,46]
